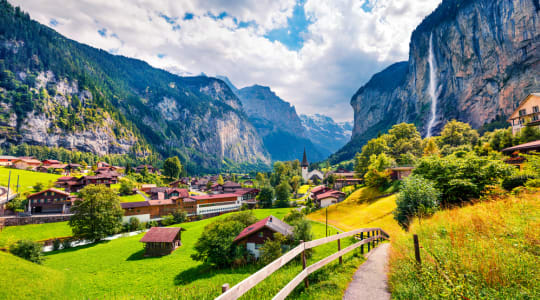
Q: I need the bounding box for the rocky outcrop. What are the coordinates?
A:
[236,85,326,161]
[339,0,540,162]
[300,114,353,154]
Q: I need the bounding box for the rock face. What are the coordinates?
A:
[336,0,540,163]
[300,114,353,154]
[236,85,326,161]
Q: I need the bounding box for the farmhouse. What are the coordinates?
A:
[234,188,259,207]
[310,185,332,199]
[334,178,363,189]
[507,93,540,135]
[149,187,189,200]
[140,227,185,256]
[135,165,158,173]
[233,215,293,258]
[12,158,41,170]
[0,155,17,166]
[314,190,346,208]
[27,188,75,213]
[42,159,62,166]
[37,164,67,173]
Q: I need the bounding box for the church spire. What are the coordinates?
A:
[301,148,309,167]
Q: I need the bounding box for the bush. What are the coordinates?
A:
[502,174,536,191]
[259,233,287,265]
[172,209,188,224]
[284,210,304,224]
[525,178,540,188]
[10,240,44,264]
[161,214,175,226]
[394,175,440,229]
[128,217,141,231]
[119,180,135,195]
[52,239,61,251]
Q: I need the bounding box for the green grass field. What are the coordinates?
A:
[0,167,62,193]
[119,193,146,202]
[0,221,72,248]
[0,208,369,299]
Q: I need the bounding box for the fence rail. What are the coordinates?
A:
[216,227,390,300]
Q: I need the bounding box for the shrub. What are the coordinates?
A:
[161,214,175,226]
[259,233,287,265]
[191,220,246,267]
[172,209,188,224]
[525,178,540,188]
[118,180,135,195]
[502,174,536,191]
[394,175,440,229]
[128,217,141,231]
[284,209,304,224]
[52,239,61,251]
[10,240,44,264]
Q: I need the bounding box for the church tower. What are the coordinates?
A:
[301,148,309,181]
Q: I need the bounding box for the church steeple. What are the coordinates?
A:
[301,148,309,167]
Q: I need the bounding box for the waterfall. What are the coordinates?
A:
[426,33,439,137]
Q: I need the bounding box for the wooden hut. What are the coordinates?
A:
[140,227,185,256]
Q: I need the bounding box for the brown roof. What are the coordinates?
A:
[121,201,150,209]
[27,188,70,198]
[148,199,176,206]
[233,215,293,243]
[502,140,540,152]
[316,190,345,200]
[140,227,184,243]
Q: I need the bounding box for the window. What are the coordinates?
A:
[534,106,539,113]
[533,115,539,121]
[519,109,527,116]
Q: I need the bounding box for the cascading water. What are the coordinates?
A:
[426,33,439,137]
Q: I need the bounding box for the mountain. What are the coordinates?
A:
[235,84,327,162]
[0,0,270,173]
[300,114,352,154]
[330,0,540,163]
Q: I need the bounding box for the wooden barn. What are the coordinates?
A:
[140,227,185,256]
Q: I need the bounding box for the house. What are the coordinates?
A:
[502,140,540,169]
[56,173,118,193]
[42,159,62,166]
[388,166,414,180]
[309,185,332,199]
[234,188,260,207]
[508,93,540,135]
[140,227,185,256]
[141,184,157,193]
[37,164,67,173]
[186,193,242,217]
[243,180,254,186]
[169,178,188,187]
[233,215,293,258]
[97,161,111,168]
[121,201,151,222]
[55,176,77,188]
[12,158,42,170]
[314,190,346,208]
[301,149,324,183]
[65,163,82,173]
[223,181,242,193]
[0,155,17,166]
[27,188,74,213]
[135,165,157,173]
[148,187,189,200]
[334,178,363,189]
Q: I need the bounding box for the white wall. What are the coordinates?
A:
[122,214,151,224]
[320,197,338,208]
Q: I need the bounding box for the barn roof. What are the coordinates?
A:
[140,227,184,243]
[27,188,71,198]
[233,215,293,243]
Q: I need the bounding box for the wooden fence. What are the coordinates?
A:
[216,227,390,300]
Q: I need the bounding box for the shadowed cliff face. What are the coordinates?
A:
[351,0,539,143]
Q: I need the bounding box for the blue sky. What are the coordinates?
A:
[10,0,441,122]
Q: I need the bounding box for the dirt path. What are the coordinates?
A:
[343,243,391,300]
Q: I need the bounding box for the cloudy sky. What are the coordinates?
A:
[11,0,441,122]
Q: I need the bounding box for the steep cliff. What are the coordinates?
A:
[0,1,270,172]
[236,85,326,161]
[300,114,352,154]
[332,0,540,163]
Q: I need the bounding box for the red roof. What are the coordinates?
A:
[57,176,77,181]
[233,215,293,243]
[140,227,184,243]
[316,190,345,200]
[148,199,176,206]
[234,188,259,195]
[189,193,240,201]
[310,185,329,194]
[27,188,70,198]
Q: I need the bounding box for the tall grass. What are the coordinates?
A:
[389,190,540,299]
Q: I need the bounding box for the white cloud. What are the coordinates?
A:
[9,0,440,122]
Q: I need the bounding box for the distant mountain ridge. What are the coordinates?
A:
[300,114,352,154]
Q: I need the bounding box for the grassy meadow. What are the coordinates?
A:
[0,166,62,193]
[119,193,146,202]
[0,221,72,248]
[388,190,540,299]
[0,207,369,299]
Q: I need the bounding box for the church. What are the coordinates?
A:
[301,149,324,183]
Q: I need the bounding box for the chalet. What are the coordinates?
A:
[334,178,363,189]
[42,159,62,166]
[508,93,540,135]
[309,185,332,199]
[135,165,157,173]
[223,181,242,193]
[149,187,189,200]
[140,184,157,193]
[27,188,74,214]
[314,190,346,208]
[233,215,293,258]
[97,161,111,168]
[66,163,82,171]
[12,158,41,170]
[388,166,414,180]
[121,201,151,222]
[140,227,185,256]
[57,173,118,193]
[37,164,67,173]
[55,176,77,188]
[169,178,189,187]
[502,140,540,169]
[234,188,260,208]
[0,155,17,166]
[187,193,242,217]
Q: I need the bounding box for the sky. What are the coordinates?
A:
[10,0,441,122]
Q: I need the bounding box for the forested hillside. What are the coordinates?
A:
[0,0,269,173]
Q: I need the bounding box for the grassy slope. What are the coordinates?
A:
[0,166,62,193]
[0,221,72,248]
[389,191,540,299]
[119,193,146,202]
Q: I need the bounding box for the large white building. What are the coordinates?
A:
[301,149,324,182]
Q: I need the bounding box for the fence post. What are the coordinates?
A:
[413,234,421,265]
[360,232,364,254]
[367,231,371,252]
[301,240,308,288]
[222,283,229,294]
[337,235,342,265]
